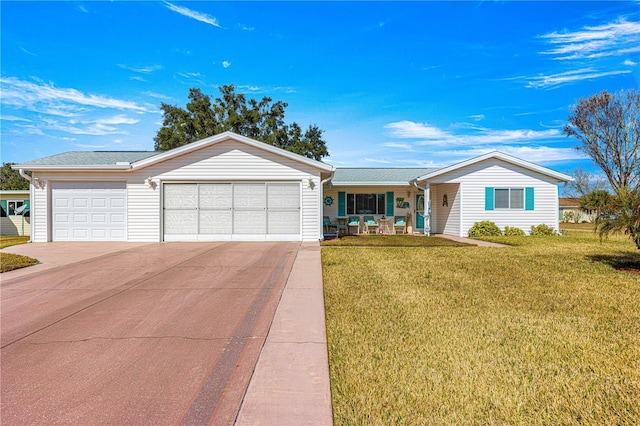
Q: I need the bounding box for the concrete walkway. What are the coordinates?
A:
[236,242,333,425]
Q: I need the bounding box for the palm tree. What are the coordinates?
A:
[580,189,612,220]
[596,187,640,249]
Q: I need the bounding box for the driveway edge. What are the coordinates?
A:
[235,242,333,425]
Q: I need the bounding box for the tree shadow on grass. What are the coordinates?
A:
[587,252,640,275]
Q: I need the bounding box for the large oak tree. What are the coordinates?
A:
[154,85,329,161]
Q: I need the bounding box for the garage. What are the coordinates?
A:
[52,182,126,241]
[163,182,301,241]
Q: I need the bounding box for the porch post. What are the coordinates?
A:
[424,183,431,236]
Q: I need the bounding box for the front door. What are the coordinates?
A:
[415,194,424,229]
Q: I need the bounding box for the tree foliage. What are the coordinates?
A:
[154,85,329,161]
[563,166,608,198]
[564,89,639,192]
[0,163,29,190]
[595,187,640,249]
[580,189,613,219]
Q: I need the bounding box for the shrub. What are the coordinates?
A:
[504,226,526,236]
[468,221,503,237]
[530,224,558,236]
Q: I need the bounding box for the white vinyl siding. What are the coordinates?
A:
[431,183,460,236]
[427,159,559,236]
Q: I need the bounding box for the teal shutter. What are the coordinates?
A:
[485,187,494,210]
[23,199,30,215]
[386,192,394,216]
[338,192,346,216]
[525,187,534,210]
[0,200,6,217]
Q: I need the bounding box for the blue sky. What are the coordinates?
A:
[1,1,639,177]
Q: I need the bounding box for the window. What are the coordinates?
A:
[346,193,385,215]
[8,200,25,216]
[494,188,524,209]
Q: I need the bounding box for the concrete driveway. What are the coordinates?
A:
[1,242,332,425]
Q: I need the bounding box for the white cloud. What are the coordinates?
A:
[19,46,36,56]
[384,120,452,140]
[117,64,163,74]
[364,157,392,164]
[75,143,107,149]
[164,2,222,28]
[0,115,31,122]
[525,68,631,89]
[468,114,485,121]
[89,115,140,125]
[382,142,413,150]
[540,19,640,61]
[440,146,588,164]
[385,120,562,148]
[623,59,637,66]
[0,76,149,114]
[222,61,231,68]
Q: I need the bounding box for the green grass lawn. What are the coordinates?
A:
[322,224,639,424]
[0,236,38,272]
[0,235,30,249]
[321,234,471,247]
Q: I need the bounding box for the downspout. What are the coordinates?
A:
[410,179,431,236]
[19,169,34,242]
[319,168,336,241]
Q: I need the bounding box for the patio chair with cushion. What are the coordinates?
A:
[347,216,361,235]
[363,216,379,234]
[393,216,407,234]
[323,216,338,236]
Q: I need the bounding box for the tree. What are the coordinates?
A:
[580,189,612,219]
[564,89,640,193]
[154,85,329,161]
[595,187,640,249]
[563,166,608,198]
[0,163,29,190]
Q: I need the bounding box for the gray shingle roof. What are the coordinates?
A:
[331,168,440,185]
[17,151,159,166]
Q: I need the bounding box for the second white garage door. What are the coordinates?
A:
[52,181,127,241]
[163,182,301,241]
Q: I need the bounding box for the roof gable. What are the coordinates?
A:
[414,151,573,183]
[14,132,334,173]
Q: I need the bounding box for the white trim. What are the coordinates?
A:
[459,182,464,237]
[415,151,573,183]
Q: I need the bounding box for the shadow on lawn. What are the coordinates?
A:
[587,252,640,275]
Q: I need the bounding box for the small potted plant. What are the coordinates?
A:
[395,197,405,208]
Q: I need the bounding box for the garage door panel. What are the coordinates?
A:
[268,211,300,234]
[164,184,198,209]
[267,184,300,209]
[234,184,266,209]
[164,210,198,235]
[200,184,232,208]
[52,182,126,241]
[199,210,232,234]
[233,211,266,234]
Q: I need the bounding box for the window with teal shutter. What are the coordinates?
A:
[23,199,30,216]
[0,200,6,217]
[338,192,346,216]
[485,187,494,210]
[525,187,534,210]
[386,192,394,216]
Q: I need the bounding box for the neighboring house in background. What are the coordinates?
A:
[0,190,31,237]
[13,132,572,242]
[559,197,595,223]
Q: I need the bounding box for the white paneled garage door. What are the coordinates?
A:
[52,182,126,241]
[163,182,301,241]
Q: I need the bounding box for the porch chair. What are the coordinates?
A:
[323,216,338,236]
[347,216,361,235]
[393,216,407,234]
[363,216,379,234]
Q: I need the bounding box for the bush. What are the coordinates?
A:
[503,226,526,236]
[468,221,503,237]
[530,224,558,236]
